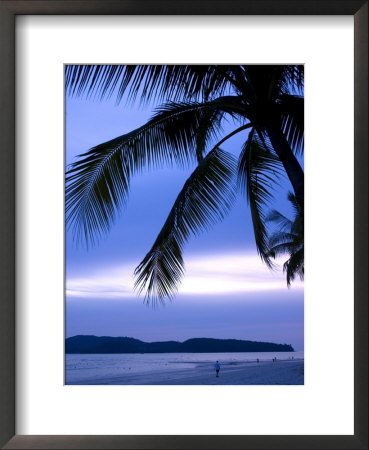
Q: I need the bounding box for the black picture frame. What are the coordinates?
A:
[0,1,367,449]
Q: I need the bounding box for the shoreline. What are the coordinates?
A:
[66,359,304,386]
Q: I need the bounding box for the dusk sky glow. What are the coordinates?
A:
[66,252,303,299]
[66,74,304,350]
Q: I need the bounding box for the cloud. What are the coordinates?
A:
[180,253,303,295]
[66,252,303,299]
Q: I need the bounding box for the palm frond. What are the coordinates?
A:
[278,94,304,156]
[266,210,293,232]
[268,242,294,259]
[65,64,303,106]
[66,99,240,246]
[285,192,304,237]
[266,192,304,286]
[282,65,304,95]
[287,191,302,217]
[284,247,304,286]
[195,108,224,162]
[134,148,237,304]
[66,134,132,247]
[241,65,295,104]
[65,65,235,105]
[238,130,283,266]
[269,233,297,250]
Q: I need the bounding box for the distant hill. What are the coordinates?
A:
[65,335,294,354]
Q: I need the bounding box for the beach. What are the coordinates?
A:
[67,358,304,385]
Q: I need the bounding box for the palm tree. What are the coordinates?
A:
[66,65,304,303]
[267,192,304,286]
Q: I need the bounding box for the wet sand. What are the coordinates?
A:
[70,359,304,385]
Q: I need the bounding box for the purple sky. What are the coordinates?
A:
[65,82,304,350]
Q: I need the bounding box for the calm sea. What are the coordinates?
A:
[65,351,304,384]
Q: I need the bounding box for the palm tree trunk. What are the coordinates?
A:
[265,121,304,213]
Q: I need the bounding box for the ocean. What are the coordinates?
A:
[65,351,304,385]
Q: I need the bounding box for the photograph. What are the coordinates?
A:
[65,64,304,386]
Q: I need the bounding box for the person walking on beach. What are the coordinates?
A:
[214,361,221,377]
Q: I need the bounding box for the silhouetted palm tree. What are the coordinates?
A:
[267,192,304,286]
[66,65,304,302]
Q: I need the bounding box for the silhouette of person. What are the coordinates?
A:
[214,361,220,377]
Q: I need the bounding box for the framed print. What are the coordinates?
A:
[64,62,305,389]
[0,1,368,449]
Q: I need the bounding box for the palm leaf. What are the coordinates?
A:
[278,94,304,156]
[287,191,302,218]
[238,131,283,266]
[285,192,304,237]
[268,242,294,259]
[282,65,304,95]
[134,148,237,304]
[268,233,297,251]
[65,64,304,106]
[266,192,304,286]
[266,209,293,233]
[66,99,241,246]
[284,247,304,286]
[195,108,224,162]
[65,65,235,105]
